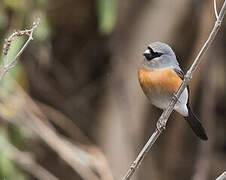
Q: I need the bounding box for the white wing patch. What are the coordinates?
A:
[174,88,189,117]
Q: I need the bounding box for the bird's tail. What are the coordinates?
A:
[184,105,208,141]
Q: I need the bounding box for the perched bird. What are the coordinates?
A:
[138,42,208,140]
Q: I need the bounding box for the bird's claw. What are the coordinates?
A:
[157,119,166,131]
[172,93,180,103]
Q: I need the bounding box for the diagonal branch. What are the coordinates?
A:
[121,0,226,179]
[0,139,59,180]
[214,0,219,19]
[216,171,226,180]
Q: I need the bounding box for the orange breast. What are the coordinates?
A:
[138,68,182,97]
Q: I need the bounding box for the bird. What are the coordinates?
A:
[138,42,208,140]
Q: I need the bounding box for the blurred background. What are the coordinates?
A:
[0,0,225,179]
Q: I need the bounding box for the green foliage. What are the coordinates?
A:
[3,0,27,13]
[35,0,49,9]
[34,16,51,41]
[8,124,26,149]
[0,35,28,94]
[0,10,7,30]
[97,0,117,35]
[0,130,27,180]
[6,35,25,64]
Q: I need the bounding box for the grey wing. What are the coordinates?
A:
[172,68,189,116]
[173,68,184,80]
[173,67,190,104]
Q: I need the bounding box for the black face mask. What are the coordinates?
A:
[143,47,163,61]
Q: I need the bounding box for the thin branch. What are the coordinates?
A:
[25,111,101,180]
[36,101,91,143]
[0,19,40,81]
[121,1,226,179]
[214,0,219,19]
[0,81,111,180]
[216,171,226,180]
[0,137,59,180]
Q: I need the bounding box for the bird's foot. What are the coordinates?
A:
[172,93,181,103]
[157,119,166,131]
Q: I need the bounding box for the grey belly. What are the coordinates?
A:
[147,88,189,117]
[149,92,172,110]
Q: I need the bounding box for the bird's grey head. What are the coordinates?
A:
[143,42,179,69]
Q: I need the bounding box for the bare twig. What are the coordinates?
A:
[121,1,226,179]
[36,101,91,143]
[0,136,59,180]
[214,0,219,19]
[25,111,101,180]
[0,19,40,81]
[216,171,226,180]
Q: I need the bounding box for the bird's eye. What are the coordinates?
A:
[143,47,163,61]
[148,47,155,54]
